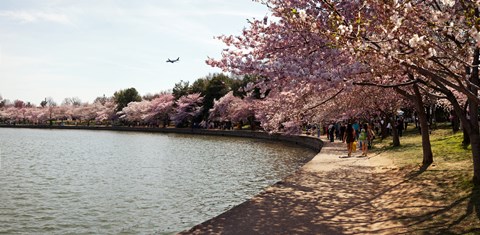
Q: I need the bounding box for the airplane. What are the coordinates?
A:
[166,57,180,63]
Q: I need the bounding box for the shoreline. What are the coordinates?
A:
[0,124,322,152]
[1,124,325,233]
[178,140,406,234]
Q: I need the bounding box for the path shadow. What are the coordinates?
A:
[405,162,431,179]
[179,165,428,234]
[178,143,479,235]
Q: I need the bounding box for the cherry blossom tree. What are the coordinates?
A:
[95,100,117,125]
[229,97,256,128]
[1,106,20,123]
[145,94,175,127]
[208,0,480,184]
[24,107,48,125]
[172,93,204,127]
[117,94,175,127]
[209,91,256,129]
[72,103,103,126]
[118,100,151,124]
[209,91,239,123]
[313,0,480,182]
[254,91,305,135]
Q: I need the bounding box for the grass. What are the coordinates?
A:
[370,123,479,233]
[373,123,472,167]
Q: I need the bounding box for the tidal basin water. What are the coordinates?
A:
[0,128,316,234]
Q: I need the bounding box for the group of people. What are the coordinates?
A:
[327,122,375,157]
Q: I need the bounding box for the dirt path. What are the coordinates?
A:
[178,140,477,234]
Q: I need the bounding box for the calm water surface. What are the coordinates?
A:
[0,128,316,234]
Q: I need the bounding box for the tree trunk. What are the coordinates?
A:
[406,45,480,184]
[448,48,480,185]
[450,93,479,184]
[413,84,433,165]
[471,133,480,185]
[390,118,400,147]
[452,114,460,133]
[463,125,471,147]
[462,101,470,147]
[469,47,480,185]
[394,82,434,166]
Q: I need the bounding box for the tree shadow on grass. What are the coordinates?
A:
[397,171,480,234]
[439,184,480,233]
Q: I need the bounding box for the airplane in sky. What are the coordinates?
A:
[166,57,180,63]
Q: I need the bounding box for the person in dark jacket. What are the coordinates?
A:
[343,123,356,157]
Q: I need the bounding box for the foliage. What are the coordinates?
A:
[209,91,255,124]
[113,87,142,112]
[190,78,208,94]
[172,80,190,100]
[205,0,480,183]
[201,74,231,118]
[172,93,204,127]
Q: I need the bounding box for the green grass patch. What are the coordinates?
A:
[370,123,479,233]
[372,124,472,167]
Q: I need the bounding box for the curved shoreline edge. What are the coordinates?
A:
[0,124,324,233]
[0,125,323,152]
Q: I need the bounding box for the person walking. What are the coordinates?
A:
[358,124,369,156]
[386,122,392,136]
[397,118,404,137]
[328,123,335,142]
[339,123,346,141]
[343,123,356,157]
[352,121,360,139]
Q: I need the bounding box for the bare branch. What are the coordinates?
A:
[306,88,345,110]
[353,79,419,88]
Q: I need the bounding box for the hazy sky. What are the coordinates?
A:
[0,0,268,104]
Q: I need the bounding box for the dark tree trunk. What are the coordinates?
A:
[445,48,480,185]
[413,84,433,165]
[469,47,480,185]
[390,117,400,147]
[450,95,479,184]
[452,115,460,133]
[394,81,434,166]
[463,125,471,147]
[403,43,480,184]
[471,133,480,185]
[463,102,470,147]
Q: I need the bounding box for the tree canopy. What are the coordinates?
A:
[113,87,142,112]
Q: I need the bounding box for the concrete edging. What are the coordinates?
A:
[0,125,323,152]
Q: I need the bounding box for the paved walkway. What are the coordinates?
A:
[179,140,411,234]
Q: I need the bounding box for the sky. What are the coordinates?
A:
[0,0,269,104]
